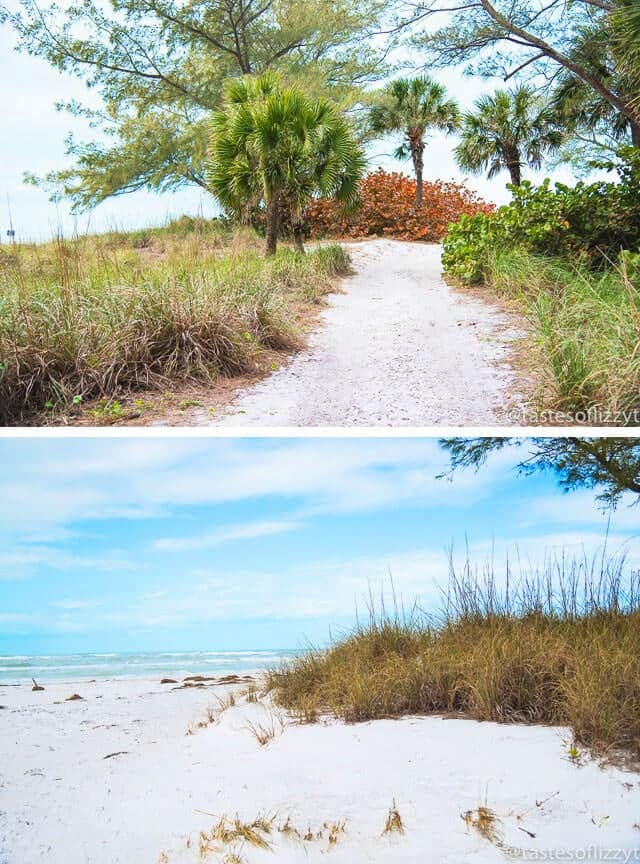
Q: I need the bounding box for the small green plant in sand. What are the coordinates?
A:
[92,399,126,423]
[565,739,585,767]
[383,800,404,835]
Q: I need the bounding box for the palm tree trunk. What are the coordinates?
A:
[292,219,305,253]
[411,137,425,208]
[631,121,640,148]
[265,192,281,256]
[507,162,522,186]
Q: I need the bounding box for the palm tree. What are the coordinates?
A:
[208,73,365,255]
[369,76,459,207]
[550,17,640,153]
[454,87,563,188]
[611,0,640,132]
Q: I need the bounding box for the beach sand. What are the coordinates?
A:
[1,675,639,863]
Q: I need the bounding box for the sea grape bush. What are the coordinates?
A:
[304,169,493,242]
[442,147,640,284]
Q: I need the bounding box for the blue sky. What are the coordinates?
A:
[0,437,637,655]
[0,12,583,242]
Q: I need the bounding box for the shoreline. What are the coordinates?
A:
[2,674,640,863]
[0,649,297,688]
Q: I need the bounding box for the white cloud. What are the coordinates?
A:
[0,545,137,581]
[0,438,481,543]
[51,599,99,611]
[45,530,638,633]
[524,490,640,533]
[154,518,302,551]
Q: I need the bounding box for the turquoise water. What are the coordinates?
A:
[0,650,298,684]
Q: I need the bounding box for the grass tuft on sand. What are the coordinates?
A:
[267,550,640,760]
[0,221,350,424]
[463,805,502,845]
[383,801,404,835]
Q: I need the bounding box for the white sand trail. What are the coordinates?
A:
[203,240,527,427]
[1,677,639,863]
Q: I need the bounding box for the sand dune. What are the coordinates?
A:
[1,676,639,863]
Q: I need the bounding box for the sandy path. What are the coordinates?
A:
[2,677,639,864]
[201,239,527,427]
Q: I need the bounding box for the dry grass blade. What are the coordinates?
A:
[245,719,278,746]
[203,813,274,854]
[383,800,404,835]
[463,806,502,845]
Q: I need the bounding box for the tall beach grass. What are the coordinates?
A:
[0,221,350,424]
[268,549,640,760]
[485,249,640,420]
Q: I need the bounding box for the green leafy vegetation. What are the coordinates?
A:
[414,0,640,160]
[5,0,390,208]
[0,224,350,424]
[208,74,365,255]
[485,250,640,417]
[4,0,640,429]
[442,148,640,285]
[368,76,459,207]
[441,150,640,419]
[268,551,640,761]
[453,86,563,188]
[438,438,640,507]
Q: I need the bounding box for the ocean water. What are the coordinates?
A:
[0,650,298,684]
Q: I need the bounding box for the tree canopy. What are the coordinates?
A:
[369,76,459,206]
[439,438,640,508]
[454,86,562,186]
[411,0,640,154]
[3,0,393,208]
[208,73,364,254]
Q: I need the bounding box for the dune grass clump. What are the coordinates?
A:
[267,551,640,760]
[0,226,350,424]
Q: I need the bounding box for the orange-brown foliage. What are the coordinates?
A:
[306,169,494,241]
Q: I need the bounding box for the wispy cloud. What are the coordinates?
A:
[0,545,137,581]
[51,599,100,611]
[153,518,302,551]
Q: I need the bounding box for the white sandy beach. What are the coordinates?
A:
[1,674,639,864]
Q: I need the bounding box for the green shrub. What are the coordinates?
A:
[442,147,640,285]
